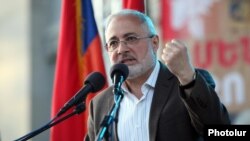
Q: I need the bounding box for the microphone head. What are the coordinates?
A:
[84,72,105,92]
[110,63,129,82]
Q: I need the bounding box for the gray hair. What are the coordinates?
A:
[104,9,157,36]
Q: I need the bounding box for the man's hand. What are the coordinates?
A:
[161,39,195,85]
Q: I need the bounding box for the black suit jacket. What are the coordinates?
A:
[85,62,230,141]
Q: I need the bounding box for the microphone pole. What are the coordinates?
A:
[96,63,129,141]
[14,72,106,141]
[95,85,124,141]
[14,102,85,141]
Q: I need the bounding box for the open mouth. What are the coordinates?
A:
[120,58,136,65]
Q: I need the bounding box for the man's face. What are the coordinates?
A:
[105,15,158,79]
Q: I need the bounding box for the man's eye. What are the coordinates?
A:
[126,36,137,42]
[109,40,119,47]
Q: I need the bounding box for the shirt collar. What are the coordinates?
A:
[145,61,160,88]
[121,61,160,92]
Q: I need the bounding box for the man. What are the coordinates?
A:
[85,9,230,141]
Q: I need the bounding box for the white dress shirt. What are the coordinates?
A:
[117,62,160,141]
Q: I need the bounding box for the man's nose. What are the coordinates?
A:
[117,41,129,54]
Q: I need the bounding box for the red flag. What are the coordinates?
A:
[50,0,107,140]
[161,0,176,43]
[123,0,145,13]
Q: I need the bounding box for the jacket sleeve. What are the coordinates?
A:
[179,68,231,135]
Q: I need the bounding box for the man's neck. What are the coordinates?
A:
[124,66,154,99]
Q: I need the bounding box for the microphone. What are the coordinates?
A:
[110,63,129,94]
[56,72,105,117]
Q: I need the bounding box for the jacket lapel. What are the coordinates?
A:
[149,62,175,141]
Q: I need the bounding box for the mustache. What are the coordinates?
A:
[118,53,136,63]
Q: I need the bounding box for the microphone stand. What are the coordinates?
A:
[14,102,86,141]
[95,88,124,141]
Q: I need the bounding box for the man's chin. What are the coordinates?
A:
[127,66,142,79]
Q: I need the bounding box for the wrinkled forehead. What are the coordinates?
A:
[105,15,148,40]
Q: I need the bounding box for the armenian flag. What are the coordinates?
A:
[50,0,107,140]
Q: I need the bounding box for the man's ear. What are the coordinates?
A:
[152,35,159,52]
